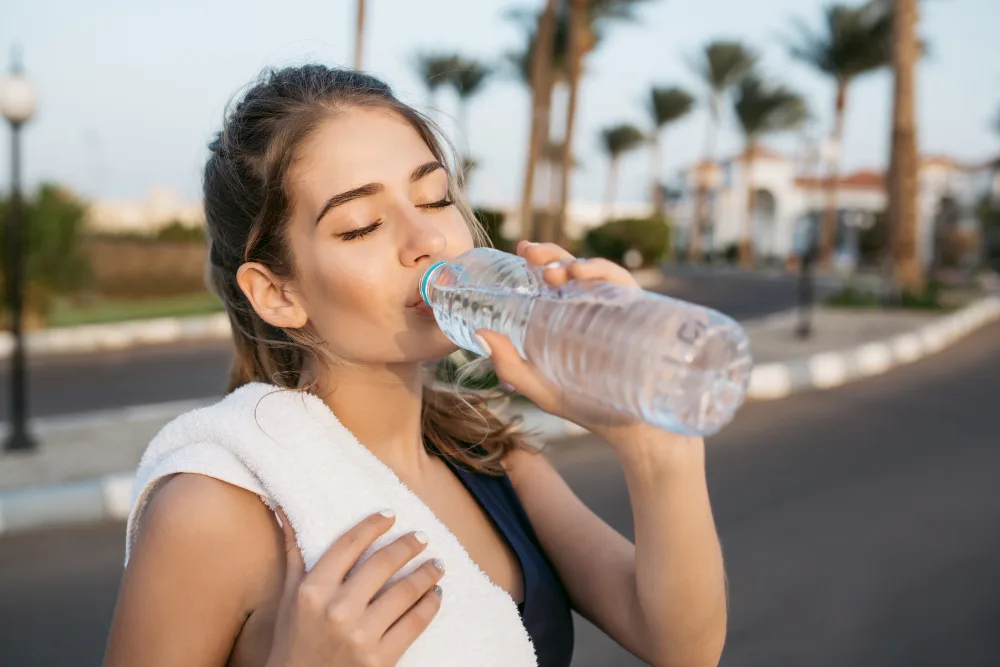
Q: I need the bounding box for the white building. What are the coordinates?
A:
[670,146,1000,269]
[87,187,204,234]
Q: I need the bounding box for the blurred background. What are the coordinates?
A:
[0,0,998,665]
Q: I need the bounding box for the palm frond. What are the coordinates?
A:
[785,3,892,81]
[649,86,695,128]
[693,41,758,93]
[600,123,647,158]
[413,53,462,93]
[733,74,808,139]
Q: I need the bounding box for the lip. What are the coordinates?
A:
[408,301,436,317]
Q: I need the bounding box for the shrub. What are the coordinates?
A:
[0,184,92,321]
[157,220,206,243]
[583,215,671,267]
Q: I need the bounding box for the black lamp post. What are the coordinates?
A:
[1,52,38,452]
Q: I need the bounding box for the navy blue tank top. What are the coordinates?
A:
[443,456,575,667]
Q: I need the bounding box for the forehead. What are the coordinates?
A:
[289,107,438,195]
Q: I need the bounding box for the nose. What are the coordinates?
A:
[398,206,447,267]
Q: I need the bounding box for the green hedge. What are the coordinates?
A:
[583,215,671,266]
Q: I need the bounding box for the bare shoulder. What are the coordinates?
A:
[137,472,284,601]
[104,474,283,666]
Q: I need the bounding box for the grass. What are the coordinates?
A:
[47,291,224,328]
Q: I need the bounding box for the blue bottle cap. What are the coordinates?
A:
[420,261,448,305]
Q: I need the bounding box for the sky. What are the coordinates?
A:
[2,0,999,207]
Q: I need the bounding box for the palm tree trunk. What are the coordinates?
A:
[888,0,923,292]
[688,95,720,262]
[820,81,848,268]
[740,144,757,268]
[650,130,663,214]
[520,0,558,243]
[605,157,620,219]
[554,0,587,247]
[353,0,366,70]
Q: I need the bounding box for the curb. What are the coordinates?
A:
[746,295,1000,400]
[0,313,232,360]
[2,296,997,537]
[0,403,583,537]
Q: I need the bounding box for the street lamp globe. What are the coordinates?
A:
[0,73,37,126]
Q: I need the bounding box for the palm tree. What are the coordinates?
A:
[510,0,560,243]
[886,0,923,292]
[688,41,758,260]
[733,74,808,268]
[787,3,891,267]
[446,57,493,153]
[600,123,646,218]
[354,0,366,70]
[414,53,460,108]
[647,86,694,213]
[555,0,656,244]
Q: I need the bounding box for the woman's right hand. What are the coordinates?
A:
[265,508,444,667]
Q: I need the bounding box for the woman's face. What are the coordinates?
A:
[283,107,474,365]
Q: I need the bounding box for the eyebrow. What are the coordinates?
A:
[315,160,445,225]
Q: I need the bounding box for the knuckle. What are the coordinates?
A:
[325,601,352,629]
[344,626,369,649]
[295,582,325,611]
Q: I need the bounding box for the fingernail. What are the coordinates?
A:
[413,531,429,544]
[432,585,443,597]
[431,558,446,573]
[544,260,564,270]
[474,334,492,357]
[500,382,515,393]
[378,508,396,519]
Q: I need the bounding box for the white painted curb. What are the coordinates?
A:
[0,313,232,359]
[0,403,582,537]
[745,295,1000,400]
[2,296,997,537]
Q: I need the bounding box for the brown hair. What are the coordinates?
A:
[203,65,531,474]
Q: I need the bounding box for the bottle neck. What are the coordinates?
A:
[420,261,448,305]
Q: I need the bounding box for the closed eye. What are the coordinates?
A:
[419,198,454,210]
[339,221,382,241]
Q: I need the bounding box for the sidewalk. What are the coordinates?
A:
[1,291,998,536]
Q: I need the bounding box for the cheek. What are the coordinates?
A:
[444,211,476,253]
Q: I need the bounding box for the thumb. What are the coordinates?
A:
[275,506,306,589]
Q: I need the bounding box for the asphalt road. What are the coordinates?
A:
[0,274,805,421]
[1,317,997,666]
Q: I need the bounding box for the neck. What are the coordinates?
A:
[304,360,435,477]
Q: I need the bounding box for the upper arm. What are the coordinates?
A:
[504,448,653,662]
[103,473,283,667]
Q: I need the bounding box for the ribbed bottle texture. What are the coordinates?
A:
[421,248,753,436]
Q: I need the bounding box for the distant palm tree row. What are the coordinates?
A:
[352,0,930,291]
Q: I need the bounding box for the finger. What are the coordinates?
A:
[565,257,638,287]
[306,510,397,586]
[519,241,575,267]
[475,329,560,412]
[337,531,430,607]
[379,586,444,662]
[365,558,445,635]
[275,507,305,590]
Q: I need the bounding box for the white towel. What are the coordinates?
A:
[126,382,537,667]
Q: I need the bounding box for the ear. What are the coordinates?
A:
[236,262,309,330]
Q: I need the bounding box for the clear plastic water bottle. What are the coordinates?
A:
[420,248,753,436]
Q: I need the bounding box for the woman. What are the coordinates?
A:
[103,65,727,667]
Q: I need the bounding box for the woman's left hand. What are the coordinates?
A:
[474,241,675,450]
